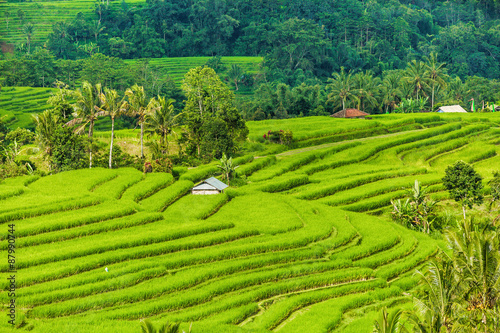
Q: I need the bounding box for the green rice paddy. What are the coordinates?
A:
[0,0,144,46]
[1,113,500,332]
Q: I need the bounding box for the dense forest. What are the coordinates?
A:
[1,0,500,118]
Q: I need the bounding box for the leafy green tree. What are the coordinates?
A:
[5,128,35,147]
[181,66,248,160]
[46,22,75,59]
[268,18,328,72]
[95,88,128,168]
[47,81,73,119]
[51,126,87,172]
[0,115,9,146]
[442,161,484,220]
[66,81,103,168]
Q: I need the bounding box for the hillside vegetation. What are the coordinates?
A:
[1,113,499,332]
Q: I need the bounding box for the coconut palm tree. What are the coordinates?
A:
[446,221,500,332]
[352,71,379,112]
[89,20,105,43]
[22,22,34,54]
[424,53,448,111]
[95,88,128,168]
[125,85,151,159]
[144,96,178,156]
[446,76,467,103]
[403,60,429,101]
[381,72,402,113]
[411,258,459,332]
[327,67,356,112]
[66,81,103,168]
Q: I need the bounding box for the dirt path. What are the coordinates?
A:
[276,129,425,157]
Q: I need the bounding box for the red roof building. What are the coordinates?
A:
[331,108,369,118]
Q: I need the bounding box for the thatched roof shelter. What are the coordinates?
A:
[331,108,369,119]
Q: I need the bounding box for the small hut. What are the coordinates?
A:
[191,177,228,195]
[331,108,369,119]
[436,105,468,113]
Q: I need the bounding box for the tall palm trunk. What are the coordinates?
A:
[109,117,115,169]
[88,122,93,168]
[140,122,144,158]
[431,84,435,111]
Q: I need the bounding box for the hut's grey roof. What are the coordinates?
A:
[436,105,468,113]
[193,177,228,191]
[192,183,219,191]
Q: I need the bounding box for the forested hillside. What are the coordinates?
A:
[1,0,500,119]
[2,0,500,78]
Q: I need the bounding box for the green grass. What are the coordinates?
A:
[2,113,500,332]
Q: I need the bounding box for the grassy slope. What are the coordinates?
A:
[0,86,54,129]
[0,0,144,46]
[1,113,499,332]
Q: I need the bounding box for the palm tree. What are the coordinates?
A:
[327,67,356,112]
[446,221,500,332]
[373,307,403,333]
[32,111,59,162]
[66,81,103,168]
[446,76,467,103]
[403,60,429,101]
[125,85,150,159]
[95,88,128,168]
[144,96,178,156]
[424,53,448,111]
[89,20,105,43]
[352,71,379,111]
[411,258,458,332]
[381,72,402,113]
[227,64,244,91]
[22,22,34,54]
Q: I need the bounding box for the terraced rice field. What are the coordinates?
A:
[0,0,145,46]
[0,86,54,129]
[1,113,499,332]
[124,56,262,99]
